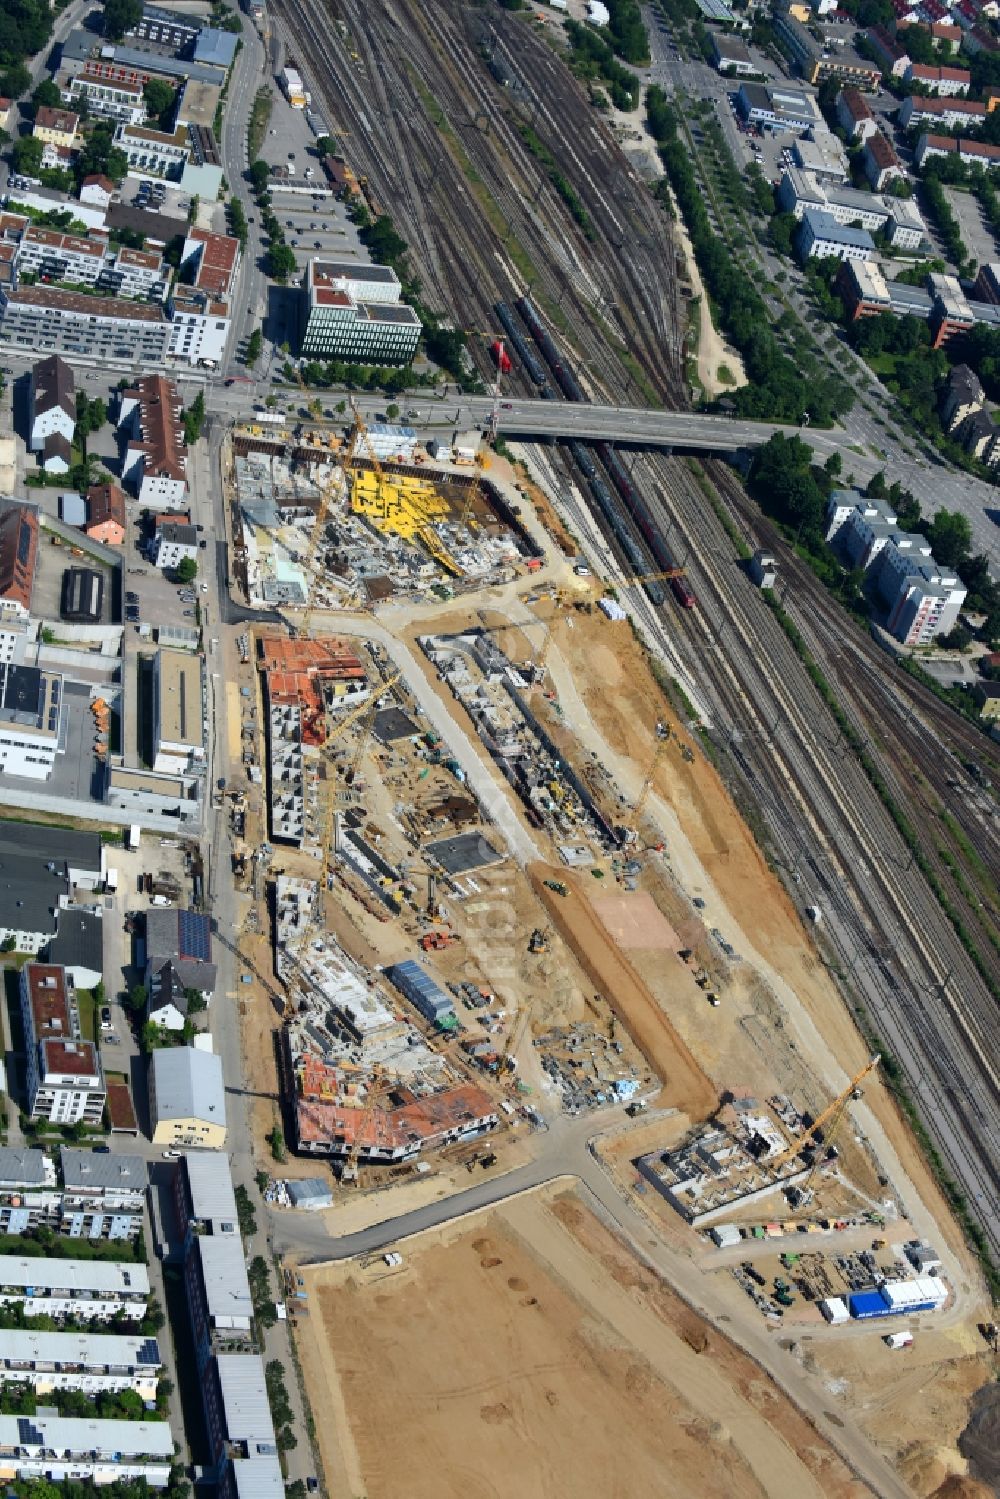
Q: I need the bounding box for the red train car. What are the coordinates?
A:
[671,577,696,609]
[491,339,512,374]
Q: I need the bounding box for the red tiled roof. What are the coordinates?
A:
[296,1083,497,1150]
[0,503,38,612]
[34,106,79,135]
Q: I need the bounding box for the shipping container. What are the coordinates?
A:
[848,1291,893,1320]
[819,1296,849,1324]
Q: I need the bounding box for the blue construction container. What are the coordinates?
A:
[386,960,457,1029]
[848,1290,893,1320]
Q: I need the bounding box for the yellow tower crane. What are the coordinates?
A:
[620,567,685,587]
[766,1056,881,1187]
[629,722,670,840]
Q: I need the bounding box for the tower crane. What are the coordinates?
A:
[500,995,536,1073]
[766,1056,881,1189]
[629,722,670,840]
[621,567,685,586]
[342,1068,389,1184]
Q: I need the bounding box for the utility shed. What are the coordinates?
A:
[385,959,457,1029]
[749,549,777,588]
[710,1223,742,1248]
[286,1177,333,1211]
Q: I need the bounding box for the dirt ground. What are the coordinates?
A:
[294,1187,867,1499]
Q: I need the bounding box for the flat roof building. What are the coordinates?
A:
[797,206,875,263]
[0,284,172,364]
[0,1411,172,1486]
[20,963,104,1128]
[0,1328,161,1397]
[0,661,64,781]
[301,258,421,364]
[149,1045,226,1147]
[0,1253,149,1319]
[152,647,204,774]
[184,1230,253,1370]
[60,566,104,623]
[0,819,102,952]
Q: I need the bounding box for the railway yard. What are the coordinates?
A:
[239,0,1000,1494]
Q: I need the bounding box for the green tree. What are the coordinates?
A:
[182,390,206,445]
[143,77,175,125]
[176,556,198,583]
[32,79,61,110]
[925,508,972,568]
[128,982,148,1012]
[248,157,270,193]
[245,327,263,366]
[267,241,297,282]
[267,1123,286,1162]
[103,0,143,40]
[0,935,16,953]
[11,137,44,177]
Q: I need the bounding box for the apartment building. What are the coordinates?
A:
[183,1225,253,1371]
[20,963,105,1126]
[28,354,75,453]
[836,84,878,140]
[904,61,971,92]
[0,1330,162,1398]
[101,244,168,300]
[173,1150,238,1250]
[85,481,127,545]
[116,122,191,180]
[118,374,188,504]
[774,11,881,86]
[32,106,80,149]
[16,224,105,286]
[0,1412,172,1487]
[862,131,904,189]
[205,1354,283,1499]
[0,285,173,362]
[885,562,968,643]
[301,257,421,363]
[152,519,198,571]
[167,287,231,366]
[128,3,201,50]
[79,172,116,208]
[145,905,216,996]
[67,67,147,125]
[0,1254,149,1319]
[181,227,240,296]
[778,165,925,247]
[900,93,986,129]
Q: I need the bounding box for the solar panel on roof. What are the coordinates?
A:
[16,519,32,567]
[178,909,211,961]
[137,1337,160,1364]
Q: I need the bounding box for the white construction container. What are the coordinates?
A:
[710,1223,742,1249]
[819,1296,849,1324]
[884,1331,913,1349]
[881,1277,947,1311]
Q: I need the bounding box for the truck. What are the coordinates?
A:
[127,824,141,852]
[885,1331,913,1349]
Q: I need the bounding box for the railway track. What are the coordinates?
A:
[270,0,684,405]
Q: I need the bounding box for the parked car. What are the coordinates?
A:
[100,1006,112,1029]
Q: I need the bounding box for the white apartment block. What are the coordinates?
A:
[0,662,64,780]
[0,1254,149,1320]
[778,166,925,249]
[0,1412,172,1488]
[153,521,199,571]
[886,566,967,644]
[16,226,105,286]
[116,123,191,180]
[106,244,168,300]
[876,530,936,595]
[67,69,147,125]
[20,963,105,1126]
[0,1330,162,1398]
[168,289,231,366]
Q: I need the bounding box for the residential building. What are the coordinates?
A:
[60,1146,146,1212]
[0,501,39,621]
[40,434,71,475]
[0,819,103,952]
[778,166,925,247]
[173,1150,238,1248]
[85,482,127,545]
[68,68,146,125]
[147,961,192,1030]
[0,1330,161,1398]
[20,963,105,1126]
[79,172,117,208]
[0,1254,149,1319]
[28,354,75,453]
[839,85,875,140]
[153,520,198,571]
[301,258,421,362]
[148,1045,226,1146]
[204,1354,283,1499]
[825,487,875,541]
[115,123,191,180]
[119,374,187,504]
[0,284,173,362]
[15,224,105,286]
[866,24,911,74]
[884,561,967,643]
[151,647,204,773]
[899,93,986,129]
[774,11,882,86]
[905,60,971,91]
[180,227,240,297]
[711,32,758,72]
[973,261,1000,303]
[0,1412,171,1486]
[128,4,201,50]
[956,405,1000,462]
[839,497,904,567]
[166,287,231,366]
[102,244,168,300]
[0,99,9,131]
[915,130,1000,167]
[863,131,904,189]
[0,662,65,780]
[0,1148,51,1192]
[145,906,215,996]
[940,362,985,430]
[32,106,80,149]
[792,131,849,180]
[735,79,823,131]
[796,206,875,263]
[183,1228,252,1371]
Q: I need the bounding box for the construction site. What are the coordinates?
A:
[227,414,540,612]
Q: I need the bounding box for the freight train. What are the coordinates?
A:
[493,301,550,390]
[510,296,695,610]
